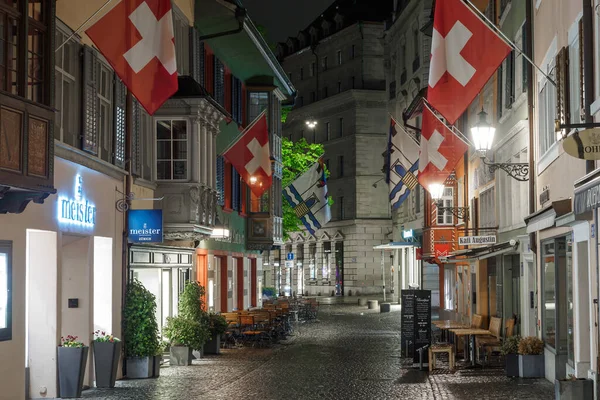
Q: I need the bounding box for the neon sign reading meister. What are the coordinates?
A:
[58,175,96,227]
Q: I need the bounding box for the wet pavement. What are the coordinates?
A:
[81,301,553,400]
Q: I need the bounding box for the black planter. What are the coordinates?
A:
[519,354,545,378]
[58,346,89,399]
[204,336,221,355]
[170,346,193,366]
[126,356,153,379]
[555,378,594,399]
[93,341,121,388]
[505,354,519,377]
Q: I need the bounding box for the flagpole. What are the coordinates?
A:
[219,110,267,157]
[55,0,115,52]
[462,0,557,87]
[423,101,476,149]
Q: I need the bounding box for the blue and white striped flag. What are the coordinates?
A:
[387,118,420,209]
[283,160,331,235]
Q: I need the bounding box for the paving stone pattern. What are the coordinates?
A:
[82,303,553,400]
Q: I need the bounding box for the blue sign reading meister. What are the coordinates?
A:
[128,210,163,243]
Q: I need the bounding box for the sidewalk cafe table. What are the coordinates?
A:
[434,322,470,342]
[449,328,492,367]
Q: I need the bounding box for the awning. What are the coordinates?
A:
[373,241,419,250]
[194,0,295,100]
[441,240,519,263]
[574,171,600,214]
[524,199,571,234]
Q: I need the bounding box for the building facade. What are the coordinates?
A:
[277,0,393,296]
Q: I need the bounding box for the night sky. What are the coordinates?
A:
[243,0,336,44]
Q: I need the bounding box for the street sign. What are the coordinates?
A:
[285,261,294,268]
[458,235,496,246]
[563,128,600,160]
[286,252,294,260]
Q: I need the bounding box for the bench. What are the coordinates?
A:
[429,344,455,371]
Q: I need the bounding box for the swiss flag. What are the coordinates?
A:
[428,0,511,124]
[418,105,468,192]
[86,0,178,115]
[224,113,272,197]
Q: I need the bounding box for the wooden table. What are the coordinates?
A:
[449,329,492,366]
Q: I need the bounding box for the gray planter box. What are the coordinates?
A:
[519,354,545,378]
[152,355,161,378]
[126,356,153,379]
[204,336,221,355]
[555,378,594,399]
[93,341,121,388]
[170,346,193,366]
[505,354,519,377]
[58,346,89,398]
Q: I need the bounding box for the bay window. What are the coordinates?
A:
[156,119,188,180]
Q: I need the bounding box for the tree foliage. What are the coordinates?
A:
[281,137,328,239]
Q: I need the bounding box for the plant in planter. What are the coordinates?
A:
[123,279,160,379]
[500,335,521,377]
[153,340,169,378]
[92,331,121,388]
[518,336,545,378]
[205,313,228,355]
[556,374,594,400]
[163,315,209,366]
[58,335,88,398]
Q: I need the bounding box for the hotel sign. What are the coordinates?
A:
[574,180,600,215]
[458,235,497,246]
[58,175,96,228]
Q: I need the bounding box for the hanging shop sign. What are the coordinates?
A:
[458,235,497,246]
[57,175,97,228]
[128,209,163,243]
[402,229,414,239]
[563,129,600,160]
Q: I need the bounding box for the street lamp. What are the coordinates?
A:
[471,108,529,181]
[306,119,317,142]
[430,183,469,221]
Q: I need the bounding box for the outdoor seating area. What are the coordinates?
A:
[220,298,319,348]
[430,314,516,371]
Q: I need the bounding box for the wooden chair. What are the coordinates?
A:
[429,344,455,372]
[471,314,483,329]
[479,318,515,366]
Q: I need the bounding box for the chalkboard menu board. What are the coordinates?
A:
[401,290,431,363]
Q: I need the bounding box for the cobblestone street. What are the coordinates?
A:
[82,302,553,400]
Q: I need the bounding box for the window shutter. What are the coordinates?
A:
[231,76,237,122]
[522,23,527,93]
[556,47,570,124]
[231,168,240,211]
[505,51,514,109]
[82,45,99,154]
[190,27,204,85]
[579,19,584,120]
[216,155,225,206]
[132,99,141,175]
[113,76,126,168]
[496,62,503,119]
[214,57,224,105]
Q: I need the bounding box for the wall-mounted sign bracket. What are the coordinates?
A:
[115,189,164,213]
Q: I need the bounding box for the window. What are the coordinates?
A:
[322,56,328,71]
[542,238,569,351]
[337,81,341,93]
[569,20,582,123]
[389,81,396,100]
[216,155,225,206]
[326,122,331,141]
[0,7,19,96]
[140,108,153,181]
[338,155,344,177]
[522,23,528,93]
[413,26,419,58]
[351,44,356,59]
[172,6,189,75]
[505,51,515,108]
[248,91,269,123]
[54,26,81,147]
[300,67,304,80]
[444,265,455,311]
[338,196,345,220]
[309,245,316,279]
[338,117,343,137]
[27,2,46,103]
[337,50,342,65]
[436,187,453,225]
[214,57,225,106]
[322,242,331,280]
[0,241,11,341]
[538,58,557,155]
[497,62,503,119]
[231,76,243,124]
[231,167,241,212]
[156,119,188,180]
[457,177,464,221]
[479,186,495,228]
[310,62,315,77]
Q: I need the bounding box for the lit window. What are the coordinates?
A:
[0,241,12,341]
[436,187,454,225]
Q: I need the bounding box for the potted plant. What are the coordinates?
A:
[92,331,121,388]
[500,335,521,377]
[518,336,545,378]
[556,374,594,399]
[163,315,209,366]
[205,313,228,355]
[153,341,168,378]
[58,335,88,398]
[123,279,160,379]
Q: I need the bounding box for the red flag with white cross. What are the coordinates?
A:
[427,0,511,124]
[223,112,272,197]
[418,104,468,193]
[86,0,178,115]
